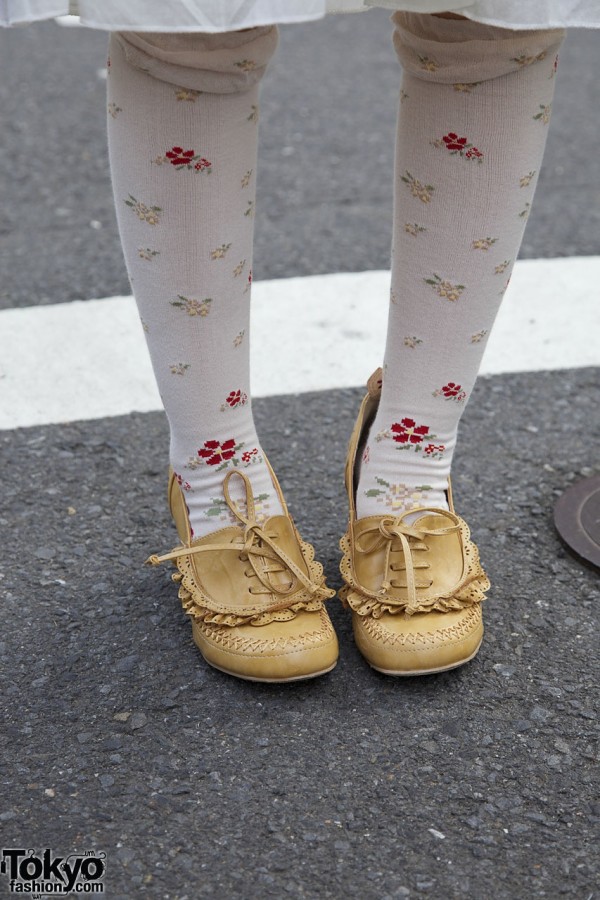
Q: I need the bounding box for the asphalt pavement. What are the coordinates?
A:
[0,11,599,900]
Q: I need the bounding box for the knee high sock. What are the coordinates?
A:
[357,14,564,518]
[106,27,282,539]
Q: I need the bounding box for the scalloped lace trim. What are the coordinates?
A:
[339,516,490,618]
[173,534,335,627]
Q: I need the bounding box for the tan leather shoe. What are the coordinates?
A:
[147,464,338,682]
[339,369,490,676]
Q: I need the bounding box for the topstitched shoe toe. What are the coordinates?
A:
[148,464,339,682]
[339,369,490,676]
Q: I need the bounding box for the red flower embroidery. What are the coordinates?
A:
[198,439,236,466]
[225,389,247,408]
[434,134,483,163]
[194,158,211,171]
[174,471,192,492]
[242,448,258,463]
[166,146,196,166]
[424,443,445,456]
[441,382,462,398]
[391,418,430,444]
[248,270,253,285]
[433,382,467,402]
[442,133,468,151]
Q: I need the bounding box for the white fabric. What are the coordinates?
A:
[1,0,599,30]
[106,29,285,537]
[356,13,564,518]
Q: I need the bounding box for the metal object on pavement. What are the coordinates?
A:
[554,475,600,572]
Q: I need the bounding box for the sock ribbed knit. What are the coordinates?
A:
[357,13,564,519]
[106,28,282,538]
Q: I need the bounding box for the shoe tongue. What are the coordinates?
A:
[404,509,450,528]
[250,515,307,593]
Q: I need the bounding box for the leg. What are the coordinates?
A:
[106,28,338,680]
[107,27,282,539]
[342,13,565,674]
[358,13,564,519]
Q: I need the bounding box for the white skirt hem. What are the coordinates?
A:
[1,1,599,31]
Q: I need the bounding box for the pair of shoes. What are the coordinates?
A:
[148,370,489,681]
[147,465,338,683]
[339,369,490,675]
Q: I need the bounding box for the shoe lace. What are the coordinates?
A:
[147,470,331,605]
[355,511,461,615]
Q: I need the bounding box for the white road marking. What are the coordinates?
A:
[54,16,82,27]
[0,256,598,430]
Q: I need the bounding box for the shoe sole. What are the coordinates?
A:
[366,640,482,677]
[204,658,338,683]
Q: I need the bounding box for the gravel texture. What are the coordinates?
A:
[1,369,598,898]
[1,10,599,898]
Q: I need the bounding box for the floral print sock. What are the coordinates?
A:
[356,13,564,519]
[106,27,283,538]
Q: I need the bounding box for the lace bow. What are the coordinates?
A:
[340,508,488,617]
[356,512,461,615]
[147,470,334,621]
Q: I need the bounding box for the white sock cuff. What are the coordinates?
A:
[392,11,565,84]
[113,25,279,93]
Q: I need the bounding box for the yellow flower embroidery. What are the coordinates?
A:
[235,59,257,72]
[533,104,552,125]
[170,363,190,376]
[424,273,465,303]
[418,55,439,72]
[138,248,160,262]
[519,171,536,188]
[210,243,232,260]
[175,88,201,102]
[171,296,212,317]
[512,51,547,67]
[472,237,498,251]
[124,194,161,225]
[252,495,272,524]
[365,477,433,513]
[401,171,435,204]
[405,223,427,237]
[470,330,488,344]
[453,82,482,93]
